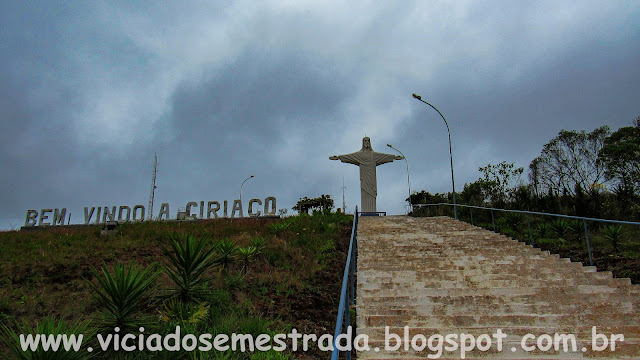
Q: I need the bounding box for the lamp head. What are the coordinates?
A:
[412,93,422,100]
[250,175,254,178]
[387,144,393,148]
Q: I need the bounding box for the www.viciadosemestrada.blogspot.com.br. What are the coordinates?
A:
[17,325,624,359]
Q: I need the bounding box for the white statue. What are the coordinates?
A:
[330,137,403,212]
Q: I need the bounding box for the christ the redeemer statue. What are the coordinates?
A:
[330,137,404,213]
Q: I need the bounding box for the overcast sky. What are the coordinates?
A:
[1,1,639,229]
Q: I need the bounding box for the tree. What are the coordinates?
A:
[407,190,448,205]
[460,180,493,206]
[529,126,610,196]
[292,194,335,214]
[478,161,524,205]
[598,118,640,195]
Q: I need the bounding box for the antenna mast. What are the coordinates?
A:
[148,153,158,221]
[341,176,346,213]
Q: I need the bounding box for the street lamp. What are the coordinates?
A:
[412,93,458,219]
[240,175,254,205]
[387,144,411,206]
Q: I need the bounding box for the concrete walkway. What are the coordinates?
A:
[355,216,640,359]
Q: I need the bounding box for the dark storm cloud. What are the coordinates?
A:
[155,46,358,208]
[0,65,78,218]
[169,47,354,147]
[1,1,639,228]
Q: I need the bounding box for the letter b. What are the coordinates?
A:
[385,326,401,351]
[592,326,608,351]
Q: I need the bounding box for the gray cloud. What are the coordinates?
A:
[1,1,639,228]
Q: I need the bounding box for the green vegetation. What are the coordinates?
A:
[90,262,160,334]
[410,118,640,282]
[292,195,334,214]
[163,234,218,303]
[603,225,625,253]
[0,213,352,359]
[0,317,93,360]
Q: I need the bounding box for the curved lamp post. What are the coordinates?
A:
[412,93,458,219]
[387,144,411,205]
[240,175,254,205]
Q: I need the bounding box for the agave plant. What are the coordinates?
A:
[0,317,93,360]
[250,237,266,252]
[550,219,571,239]
[504,212,524,229]
[568,219,584,242]
[215,237,238,272]
[603,225,625,252]
[268,221,291,237]
[164,233,218,303]
[250,237,266,259]
[89,262,160,333]
[238,246,257,273]
[535,222,551,238]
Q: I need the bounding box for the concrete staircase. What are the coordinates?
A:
[356,216,640,359]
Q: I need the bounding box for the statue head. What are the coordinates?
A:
[362,136,372,151]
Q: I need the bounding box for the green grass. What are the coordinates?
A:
[0,213,353,359]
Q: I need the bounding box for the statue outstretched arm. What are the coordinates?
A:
[329,152,363,165]
[375,152,403,165]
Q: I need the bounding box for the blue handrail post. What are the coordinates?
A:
[527,215,534,247]
[491,210,496,232]
[470,208,474,226]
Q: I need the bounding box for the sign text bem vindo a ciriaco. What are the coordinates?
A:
[23,197,277,227]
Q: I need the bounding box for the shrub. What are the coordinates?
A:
[550,219,571,239]
[164,233,218,303]
[250,237,266,259]
[89,262,160,333]
[568,220,584,242]
[504,212,524,229]
[215,238,238,272]
[603,225,626,252]
[268,222,291,237]
[238,246,257,273]
[535,222,551,238]
[0,317,92,360]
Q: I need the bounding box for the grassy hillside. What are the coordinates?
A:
[0,213,353,359]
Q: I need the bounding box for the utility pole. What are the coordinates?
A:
[148,153,158,221]
[341,176,347,213]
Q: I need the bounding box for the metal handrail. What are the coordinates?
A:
[331,206,358,360]
[412,203,640,226]
[411,203,640,266]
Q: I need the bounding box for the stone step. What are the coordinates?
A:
[358,325,640,340]
[357,264,603,276]
[358,278,630,290]
[358,285,637,297]
[357,272,630,286]
[357,339,640,359]
[357,260,592,270]
[357,293,640,307]
[355,216,640,359]
[362,313,640,328]
[356,302,638,317]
